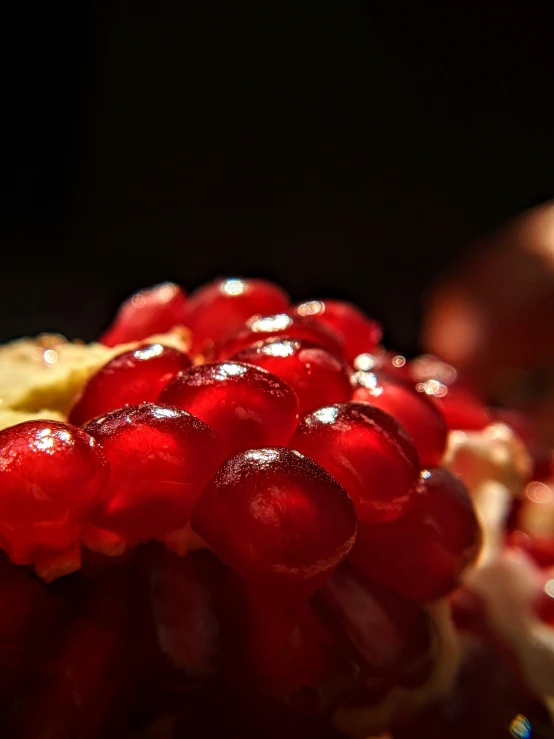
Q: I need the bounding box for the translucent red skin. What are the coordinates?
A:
[215,313,345,361]
[8,568,132,739]
[69,344,192,426]
[159,362,299,457]
[221,573,360,713]
[83,403,225,541]
[351,467,482,601]
[294,300,382,362]
[320,563,437,690]
[351,372,448,468]
[289,403,420,525]
[427,383,491,431]
[230,338,351,414]
[100,282,188,347]
[0,421,109,564]
[191,447,358,597]
[183,278,290,355]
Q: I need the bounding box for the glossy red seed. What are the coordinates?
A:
[100,282,187,347]
[159,362,299,457]
[320,562,437,689]
[69,344,192,426]
[230,338,351,414]
[222,574,359,712]
[295,300,382,362]
[184,278,290,355]
[215,313,345,360]
[424,382,490,431]
[351,371,448,467]
[352,350,412,380]
[289,402,420,524]
[351,467,482,601]
[191,447,357,596]
[83,403,224,541]
[0,421,108,566]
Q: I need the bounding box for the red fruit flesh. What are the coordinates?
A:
[0,421,108,567]
[69,344,192,426]
[100,282,187,347]
[159,362,299,456]
[9,568,132,739]
[289,402,420,524]
[295,299,382,362]
[215,313,345,360]
[320,563,438,689]
[351,467,482,601]
[351,371,448,467]
[230,338,351,414]
[183,278,290,355]
[222,574,360,713]
[191,447,357,596]
[138,545,227,679]
[83,403,224,541]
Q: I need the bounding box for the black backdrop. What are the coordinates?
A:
[3,3,554,353]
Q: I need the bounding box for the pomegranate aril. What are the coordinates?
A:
[295,299,382,362]
[289,402,420,524]
[100,282,187,347]
[215,312,345,360]
[320,562,438,689]
[191,447,357,596]
[222,574,360,713]
[137,544,227,679]
[83,403,224,541]
[184,277,290,355]
[507,531,554,568]
[351,371,448,467]
[351,467,481,601]
[352,349,412,380]
[230,337,351,414]
[0,421,108,572]
[9,568,132,739]
[159,362,299,457]
[69,343,192,426]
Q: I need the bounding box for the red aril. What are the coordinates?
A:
[507,531,554,568]
[294,300,382,362]
[159,362,299,456]
[351,371,448,467]
[215,313,344,360]
[352,350,412,380]
[100,282,187,347]
[137,544,227,680]
[221,573,360,712]
[351,467,481,601]
[289,403,420,524]
[183,278,290,355]
[320,562,438,689]
[230,338,351,414]
[0,421,108,576]
[191,447,357,596]
[69,344,192,426]
[83,403,224,541]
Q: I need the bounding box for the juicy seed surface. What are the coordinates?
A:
[191,447,358,596]
[159,362,299,457]
[69,344,192,426]
[295,300,382,362]
[83,403,224,541]
[0,421,109,564]
[100,282,187,347]
[351,467,482,601]
[215,313,345,360]
[230,338,351,414]
[289,402,420,524]
[351,371,448,467]
[183,278,290,355]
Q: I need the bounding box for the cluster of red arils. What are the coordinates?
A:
[0,278,551,738]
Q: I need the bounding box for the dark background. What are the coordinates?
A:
[3,3,554,353]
